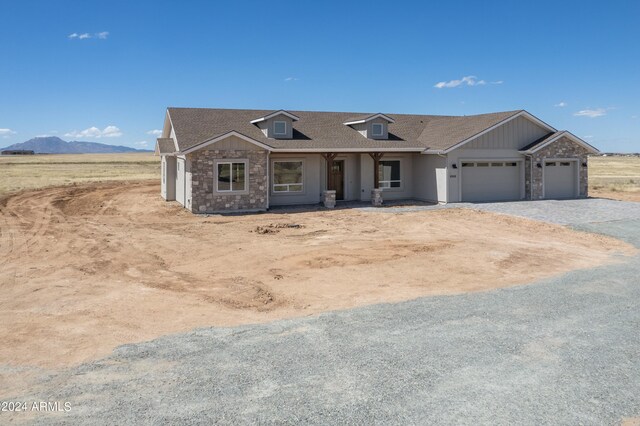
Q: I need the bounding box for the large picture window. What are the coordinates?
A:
[379,160,401,188]
[273,160,303,192]
[216,161,246,192]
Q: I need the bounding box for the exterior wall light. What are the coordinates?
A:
[452,164,458,169]
[536,163,542,168]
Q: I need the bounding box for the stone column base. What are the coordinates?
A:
[323,190,336,208]
[371,188,383,206]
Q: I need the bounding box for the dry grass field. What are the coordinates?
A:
[0,152,159,195]
[589,155,640,201]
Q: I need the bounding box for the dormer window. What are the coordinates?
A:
[250,110,299,139]
[274,121,287,136]
[343,113,394,140]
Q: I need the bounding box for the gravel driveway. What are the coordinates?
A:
[360,197,640,225]
[7,200,640,425]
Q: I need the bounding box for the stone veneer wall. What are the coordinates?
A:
[526,136,590,200]
[189,149,268,213]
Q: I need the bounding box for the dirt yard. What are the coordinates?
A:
[0,181,635,375]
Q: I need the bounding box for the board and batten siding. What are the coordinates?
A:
[462,116,550,150]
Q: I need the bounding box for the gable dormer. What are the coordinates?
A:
[250,110,299,139]
[343,113,395,140]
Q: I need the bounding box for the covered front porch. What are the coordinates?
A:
[268,151,419,208]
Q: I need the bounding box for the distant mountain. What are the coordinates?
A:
[1,137,151,154]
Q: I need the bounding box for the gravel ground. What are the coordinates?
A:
[5,203,640,425]
[359,198,640,225]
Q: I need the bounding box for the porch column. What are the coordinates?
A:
[321,153,338,190]
[368,152,384,206]
[320,153,338,208]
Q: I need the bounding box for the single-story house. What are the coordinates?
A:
[155,107,598,213]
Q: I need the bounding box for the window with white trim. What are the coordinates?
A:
[378,160,401,188]
[274,121,287,135]
[273,161,303,192]
[372,123,384,137]
[216,161,247,192]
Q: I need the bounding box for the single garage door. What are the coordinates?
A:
[461,161,522,202]
[544,160,577,199]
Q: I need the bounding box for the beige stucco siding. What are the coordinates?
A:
[360,153,414,201]
[161,156,176,201]
[413,154,447,203]
[269,153,323,206]
[175,157,186,206]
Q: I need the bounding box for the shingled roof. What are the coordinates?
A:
[166,107,526,153]
[155,138,176,155]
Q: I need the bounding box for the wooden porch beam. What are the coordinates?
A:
[321,152,338,191]
[368,152,384,189]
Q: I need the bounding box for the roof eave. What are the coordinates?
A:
[343,113,396,126]
[179,131,274,155]
[518,131,599,155]
[249,110,300,124]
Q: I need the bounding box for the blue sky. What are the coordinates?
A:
[1,0,639,152]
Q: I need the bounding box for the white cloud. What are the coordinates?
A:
[68,31,109,40]
[135,141,148,147]
[554,101,567,107]
[65,125,123,139]
[0,128,16,136]
[583,135,594,139]
[573,108,607,118]
[434,75,492,89]
[146,129,162,136]
[284,77,299,82]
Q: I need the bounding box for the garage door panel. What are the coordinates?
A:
[461,161,521,202]
[544,161,576,199]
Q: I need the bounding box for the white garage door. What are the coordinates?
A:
[461,161,522,202]
[544,160,577,199]
[176,158,186,206]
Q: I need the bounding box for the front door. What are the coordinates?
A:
[330,160,345,200]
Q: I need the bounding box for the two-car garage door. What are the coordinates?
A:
[460,160,522,202]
